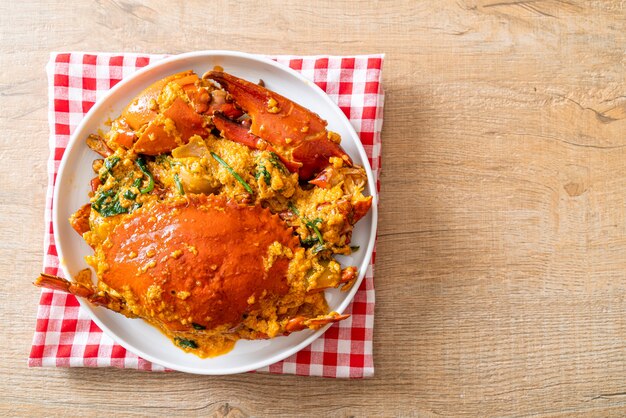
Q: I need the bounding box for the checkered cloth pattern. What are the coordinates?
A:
[29,52,384,378]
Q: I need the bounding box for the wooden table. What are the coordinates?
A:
[1,1,625,416]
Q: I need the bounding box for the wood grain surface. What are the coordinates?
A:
[1,0,625,416]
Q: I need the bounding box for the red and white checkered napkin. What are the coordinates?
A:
[29,52,384,378]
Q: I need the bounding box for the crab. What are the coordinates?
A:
[36,195,350,357]
[35,69,371,358]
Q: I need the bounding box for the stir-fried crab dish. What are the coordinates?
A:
[35,69,372,357]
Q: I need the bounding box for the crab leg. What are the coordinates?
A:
[86,134,113,158]
[284,311,350,333]
[204,71,353,180]
[34,273,115,308]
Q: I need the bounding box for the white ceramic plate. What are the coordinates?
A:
[54,50,378,374]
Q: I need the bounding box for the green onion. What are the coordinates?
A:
[135,157,154,194]
[211,152,254,194]
[174,337,198,349]
[174,173,185,195]
[350,245,360,253]
[191,323,206,330]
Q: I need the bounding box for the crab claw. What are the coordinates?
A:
[110,71,210,156]
[204,71,352,180]
[121,71,198,130]
[284,311,350,333]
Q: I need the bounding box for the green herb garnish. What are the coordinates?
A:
[123,189,137,200]
[191,323,206,330]
[174,173,185,195]
[105,156,120,171]
[92,190,115,212]
[305,218,324,245]
[211,152,254,194]
[100,155,121,181]
[122,178,140,200]
[174,337,198,349]
[92,189,139,217]
[289,203,325,247]
[92,168,143,217]
[269,152,287,174]
[135,157,154,194]
[350,245,360,253]
[255,164,271,185]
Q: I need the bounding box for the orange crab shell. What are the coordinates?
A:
[100,194,301,331]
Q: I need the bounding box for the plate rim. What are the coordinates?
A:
[52,50,378,374]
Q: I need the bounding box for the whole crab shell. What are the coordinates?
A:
[99,194,301,331]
